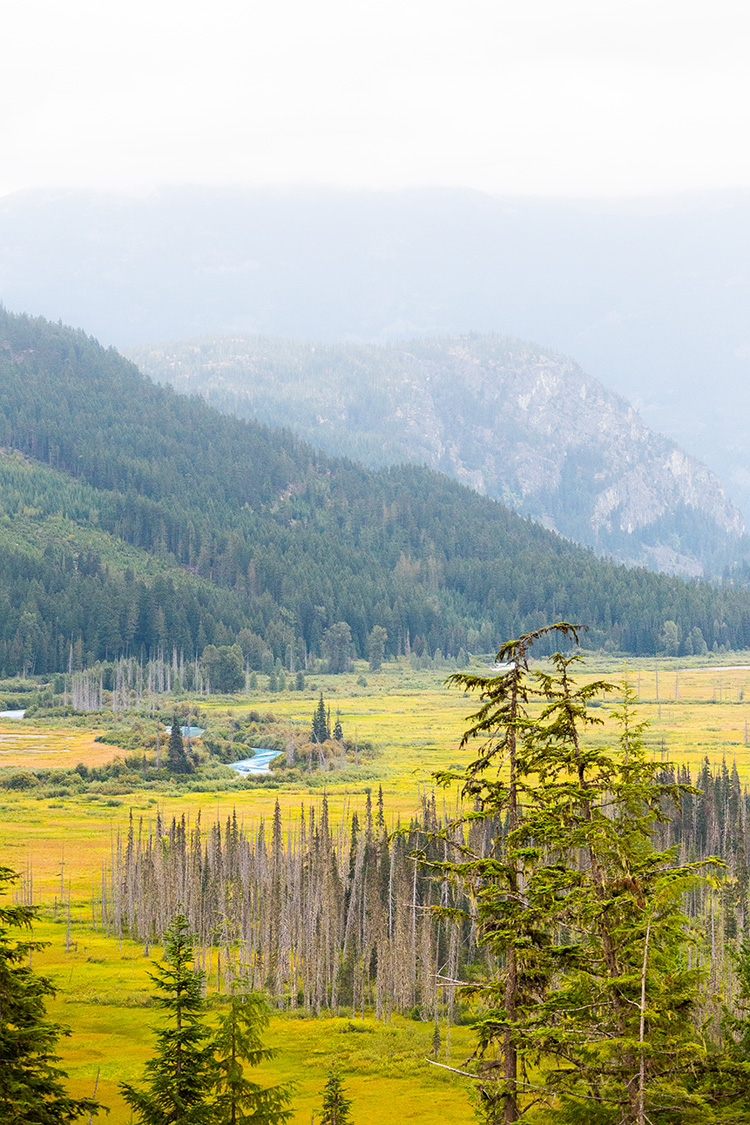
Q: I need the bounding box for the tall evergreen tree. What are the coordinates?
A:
[167,715,192,774]
[120,912,214,1124]
[312,695,329,743]
[0,865,101,1123]
[439,626,714,1124]
[212,982,293,1124]
[321,623,353,674]
[525,672,712,1123]
[440,623,565,1122]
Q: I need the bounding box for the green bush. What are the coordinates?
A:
[0,770,39,790]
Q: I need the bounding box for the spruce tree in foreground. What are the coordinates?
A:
[438,625,715,1124]
[120,913,214,1124]
[0,864,101,1123]
[212,981,293,1124]
[438,623,558,1122]
[318,1067,352,1125]
[528,675,712,1124]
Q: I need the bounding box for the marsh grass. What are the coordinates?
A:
[31,920,476,1124]
[7,651,750,1121]
[6,652,750,896]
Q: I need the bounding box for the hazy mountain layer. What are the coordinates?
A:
[2,185,750,513]
[1,308,749,671]
[126,333,745,577]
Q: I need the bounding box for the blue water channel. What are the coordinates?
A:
[0,710,280,775]
[228,749,283,775]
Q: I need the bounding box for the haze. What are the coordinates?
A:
[3,0,750,200]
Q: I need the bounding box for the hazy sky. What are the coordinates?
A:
[3,0,750,200]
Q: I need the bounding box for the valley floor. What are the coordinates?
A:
[4,650,750,1122]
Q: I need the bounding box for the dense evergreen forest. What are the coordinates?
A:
[128,331,746,577]
[3,307,750,675]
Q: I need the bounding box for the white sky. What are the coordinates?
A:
[2,0,750,200]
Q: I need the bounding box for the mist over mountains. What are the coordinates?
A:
[1,184,749,514]
[126,332,745,579]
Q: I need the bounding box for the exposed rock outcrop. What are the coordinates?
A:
[126,333,745,576]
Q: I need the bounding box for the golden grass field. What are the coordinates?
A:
[4,650,750,1121]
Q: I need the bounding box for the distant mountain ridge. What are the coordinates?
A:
[2,307,750,670]
[125,333,745,577]
[3,185,750,518]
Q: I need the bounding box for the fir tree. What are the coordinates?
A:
[318,1067,352,1125]
[526,672,712,1123]
[439,623,563,1122]
[439,626,714,1124]
[0,865,101,1123]
[312,695,329,743]
[167,714,192,774]
[120,912,215,1124]
[376,786,385,829]
[212,982,293,1124]
[321,622,353,674]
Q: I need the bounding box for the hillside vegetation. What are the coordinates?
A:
[2,308,750,675]
[127,332,745,576]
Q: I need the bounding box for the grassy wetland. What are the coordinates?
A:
[4,649,750,1122]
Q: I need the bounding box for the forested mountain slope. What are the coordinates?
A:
[4,185,750,519]
[126,333,745,577]
[1,307,750,675]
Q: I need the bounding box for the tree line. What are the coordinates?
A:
[103,788,464,1023]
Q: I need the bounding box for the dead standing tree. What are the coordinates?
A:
[105,797,474,1019]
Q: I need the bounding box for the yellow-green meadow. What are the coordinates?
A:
[5,649,750,1122]
[33,919,476,1123]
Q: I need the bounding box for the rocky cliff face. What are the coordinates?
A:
[125,333,746,576]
